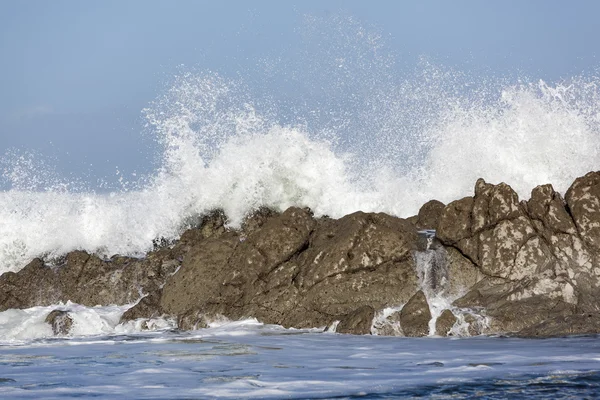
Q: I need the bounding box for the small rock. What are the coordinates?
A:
[336,305,375,335]
[45,310,73,335]
[435,309,457,336]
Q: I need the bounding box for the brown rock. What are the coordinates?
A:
[566,171,600,252]
[400,290,431,337]
[437,197,474,251]
[177,309,211,331]
[336,305,375,335]
[517,313,600,337]
[0,249,179,312]
[241,207,279,236]
[160,233,240,316]
[45,310,73,335]
[435,309,457,336]
[415,200,445,230]
[120,291,164,323]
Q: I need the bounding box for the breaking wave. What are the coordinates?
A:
[1,15,599,273]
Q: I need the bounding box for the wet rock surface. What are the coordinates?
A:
[435,309,457,336]
[45,310,73,335]
[400,291,431,337]
[3,172,600,338]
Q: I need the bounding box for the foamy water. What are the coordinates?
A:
[1,322,600,399]
[1,16,599,275]
[2,73,599,274]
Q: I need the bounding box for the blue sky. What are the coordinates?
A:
[1,1,599,188]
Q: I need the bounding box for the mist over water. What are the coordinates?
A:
[1,15,600,273]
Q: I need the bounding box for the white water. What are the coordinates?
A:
[1,17,599,276]
[1,323,600,399]
[2,74,599,274]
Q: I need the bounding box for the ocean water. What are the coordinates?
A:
[2,14,600,398]
[1,319,600,399]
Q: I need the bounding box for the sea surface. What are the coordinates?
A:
[1,320,600,399]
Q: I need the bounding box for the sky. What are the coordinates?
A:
[1,0,600,189]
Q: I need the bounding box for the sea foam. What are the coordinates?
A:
[1,17,599,274]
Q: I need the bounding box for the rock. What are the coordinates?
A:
[517,313,600,338]
[486,296,576,333]
[45,310,73,335]
[241,207,279,236]
[415,200,446,230]
[177,309,211,331]
[437,196,475,259]
[4,171,600,338]
[336,305,375,335]
[373,310,403,336]
[0,249,179,312]
[566,171,600,253]
[295,212,419,321]
[400,290,431,337]
[435,309,457,336]
[162,208,420,331]
[528,184,577,235]
[445,247,483,299]
[454,277,577,333]
[119,291,164,324]
[160,233,240,317]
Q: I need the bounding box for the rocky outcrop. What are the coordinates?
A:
[150,207,420,331]
[517,313,600,337]
[2,172,600,338]
[438,173,600,335]
[0,249,179,312]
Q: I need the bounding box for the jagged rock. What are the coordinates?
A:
[415,200,446,230]
[435,309,457,336]
[437,196,475,259]
[177,209,229,252]
[445,247,483,299]
[45,310,73,335]
[4,171,600,338]
[454,277,577,333]
[0,249,179,312]
[517,313,600,338]
[486,296,576,333]
[566,171,600,253]
[162,208,419,330]
[160,233,240,317]
[120,291,164,324]
[241,207,279,236]
[400,290,431,337]
[336,305,375,335]
[294,212,419,320]
[528,184,577,235]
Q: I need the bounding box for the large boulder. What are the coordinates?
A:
[414,200,446,230]
[0,250,179,312]
[399,290,431,337]
[158,208,420,330]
